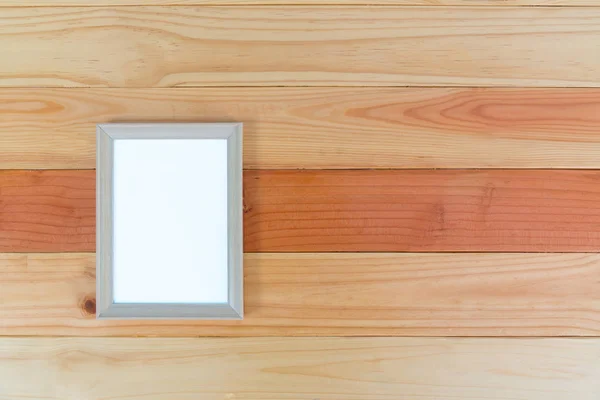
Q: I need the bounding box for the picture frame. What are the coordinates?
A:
[96,123,243,319]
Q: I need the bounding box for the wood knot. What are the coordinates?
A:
[81,297,96,316]
[243,198,252,214]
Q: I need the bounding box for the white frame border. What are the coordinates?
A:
[96,123,243,319]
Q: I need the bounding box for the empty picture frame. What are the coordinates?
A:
[96,123,243,319]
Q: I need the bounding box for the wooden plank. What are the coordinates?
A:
[1,337,599,400]
[5,88,600,170]
[1,253,600,336]
[2,7,600,87]
[249,169,600,252]
[0,170,95,252]
[5,169,600,252]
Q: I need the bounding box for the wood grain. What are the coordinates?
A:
[1,252,600,336]
[0,170,95,252]
[1,337,599,400]
[6,169,600,252]
[247,170,600,252]
[2,7,600,87]
[5,88,600,170]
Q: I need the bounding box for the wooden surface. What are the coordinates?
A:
[0,170,95,252]
[1,0,600,396]
[244,169,600,252]
[2,7,600,87]
[4,88,600,170]
[1,253,600,336]
[1,337,599,400]
[2,0,598,5]
[5,169,600,252]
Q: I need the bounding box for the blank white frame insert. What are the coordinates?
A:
[96,123,243,319]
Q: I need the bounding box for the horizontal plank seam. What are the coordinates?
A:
[8,84,600,89]
[12,169,600,172]
[0,4,598,7]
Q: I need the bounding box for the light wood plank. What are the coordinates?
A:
[1,253,600,336]
[6,169,600,252]
[1,337,599,400]
[5,88,600,170]
[2,7,600,87]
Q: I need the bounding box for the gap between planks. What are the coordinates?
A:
[3,2,600,6]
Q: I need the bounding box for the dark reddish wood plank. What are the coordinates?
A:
[0,170,95,252]
[244,170,600,252]
[3,169,600,252]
